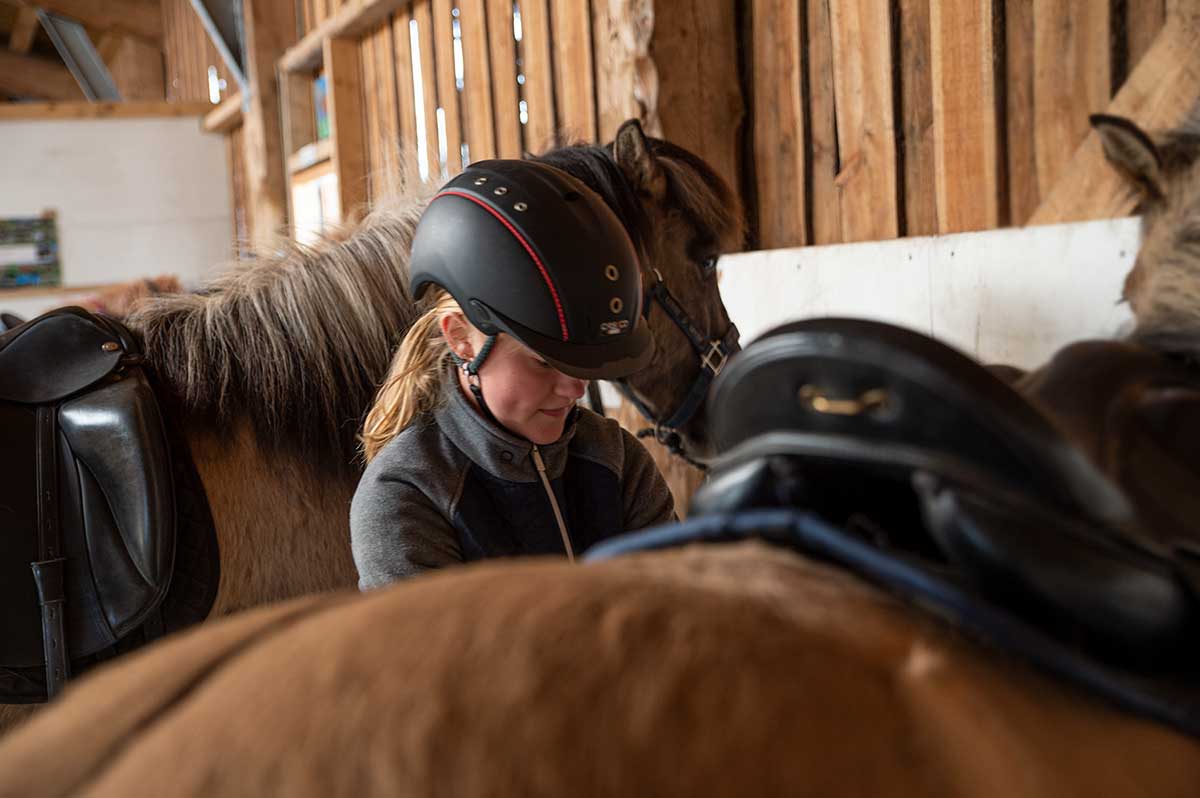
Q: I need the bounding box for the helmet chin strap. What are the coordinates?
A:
[449,334,500,426]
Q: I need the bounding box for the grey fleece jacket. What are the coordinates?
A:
[350,376,676,589]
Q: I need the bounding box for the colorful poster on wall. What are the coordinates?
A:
[0,213,60,288]
[313,73,330,140]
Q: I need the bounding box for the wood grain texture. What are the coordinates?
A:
[930,0,999,233]
[828,0,899,241]
[751,0,806,248]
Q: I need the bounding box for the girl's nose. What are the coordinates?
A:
[557,375,587,400]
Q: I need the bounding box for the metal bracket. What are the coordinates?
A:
[36,10,121,102]
[187,0,249,96]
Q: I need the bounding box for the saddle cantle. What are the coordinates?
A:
[602,318,1200,738]
[0,307,216,702]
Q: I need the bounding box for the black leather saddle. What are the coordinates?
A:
[590,318,1200,738]
[0,307,218,702]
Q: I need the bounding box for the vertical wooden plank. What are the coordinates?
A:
[241,0,295,245]
[325,36,369,221]
[653,0,743,188]
[1032,0,1110,198]
[930,0,999,233]
[519,0,557,152]
[752,0,806,249]
[9,8,39,53]
[432,0,464,174]
[1006,0,1039,225]
[898,0,937,237]
[487,0,523,157]
[459,0,497,161]
[549,0,596,141]
[413,0,442,182]
[373,22,402,195]
[392,8,421,176]
[829,0,899,241]
[107,36,166,100]
[282,72,316,155]
[807,0,842,245]
[591,0,634,139]
[1127,0,1167,70]
[359,30,382,195]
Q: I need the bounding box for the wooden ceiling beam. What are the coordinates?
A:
[8,7,39,53]
[17,0,163,45]
[0,49,83,99]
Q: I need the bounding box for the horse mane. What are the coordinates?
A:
[129,191,431,475]
[128,140,739,476]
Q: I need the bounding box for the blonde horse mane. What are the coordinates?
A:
[128,189,432,476]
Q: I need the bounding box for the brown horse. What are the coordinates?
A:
[5,114,1195,795]
[0,120,744,735]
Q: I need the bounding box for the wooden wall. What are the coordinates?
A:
[746,0,1173,249]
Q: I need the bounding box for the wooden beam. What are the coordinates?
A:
[518,0,556,152]
[487,0,521,157]
[431,0,463,174]
[9,7,39,54]
[203,91,242,132]
[1005,0,1039,225]
[412,0,441,181]
[898,0,937,236]
[549,0,595,142]
[807,0,841,245]
[0,100,211,119]
[458,0,495,162]
[750,0,806,249]
[106,34,166,100]
[1032,0,1110,198]
[0,50,83,100]
[1029,15,1200,225]
[324,36,368,221]
[829,0,899,242]
[1127,0,1167,69]
[391,8,420,166]
[929,0,999,233]
[278,0,412,73]
[27,0,163,44]
[241,0,295,246]
[653,0,742,195]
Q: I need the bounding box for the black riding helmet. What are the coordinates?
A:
[409,160,652,380]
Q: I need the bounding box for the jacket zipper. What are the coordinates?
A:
[531,445,575,562]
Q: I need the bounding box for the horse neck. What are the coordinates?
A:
[187,423,359,616]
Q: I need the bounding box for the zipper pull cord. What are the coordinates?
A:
[531,445,575,562]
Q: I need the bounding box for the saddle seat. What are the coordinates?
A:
[689,318,1200,666]
[0,307,176,700]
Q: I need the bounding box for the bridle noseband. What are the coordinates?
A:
[615,268,739,469]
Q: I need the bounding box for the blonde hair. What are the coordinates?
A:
[361,290,463,462]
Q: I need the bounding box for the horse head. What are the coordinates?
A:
[1093,112,1200,353]
[534,120,745,460]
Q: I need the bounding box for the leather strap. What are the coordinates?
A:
[31,405,69,698]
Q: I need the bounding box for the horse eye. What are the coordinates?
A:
[700,256,719,275]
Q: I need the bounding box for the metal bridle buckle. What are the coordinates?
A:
[701,340,728,377]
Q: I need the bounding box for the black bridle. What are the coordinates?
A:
[614,268,739,469]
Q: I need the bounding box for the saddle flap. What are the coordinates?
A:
[0,308,133,404]
[60,374,175,638]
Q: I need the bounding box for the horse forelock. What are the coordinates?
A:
[649,139,745,250]
[128,195,429,476]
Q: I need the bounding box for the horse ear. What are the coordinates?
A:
[613,118,666,199]
[1091,114,1167,200]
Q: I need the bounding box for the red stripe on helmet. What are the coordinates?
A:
[435,189,569,342]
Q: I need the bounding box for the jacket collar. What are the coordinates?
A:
[433,370,578,482]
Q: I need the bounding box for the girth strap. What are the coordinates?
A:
[32,405,69,698]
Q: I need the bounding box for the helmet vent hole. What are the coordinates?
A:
[562,191,581,202]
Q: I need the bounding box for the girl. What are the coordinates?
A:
[350,159,676,588]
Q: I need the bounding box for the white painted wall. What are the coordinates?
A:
[0,116,232,318]
[718,217,1140,370]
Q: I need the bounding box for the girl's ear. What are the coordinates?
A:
[439,312,475,360]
